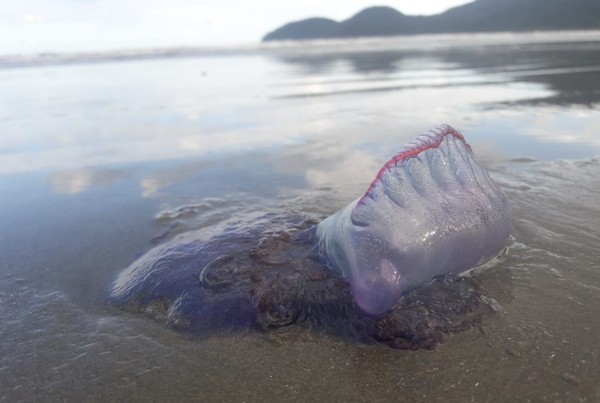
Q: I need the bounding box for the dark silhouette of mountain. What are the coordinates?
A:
[336,6,406,37]
[263,18,338,40]
[263,0,600,41]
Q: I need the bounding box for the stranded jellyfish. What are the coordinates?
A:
[109,125,511,349]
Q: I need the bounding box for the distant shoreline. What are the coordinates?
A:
[3,30,600,69]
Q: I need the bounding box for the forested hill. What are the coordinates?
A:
[263,0,600,41]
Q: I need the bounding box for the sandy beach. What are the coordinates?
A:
[1,31,600,401]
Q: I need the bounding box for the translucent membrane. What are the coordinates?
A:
[316,125,512,315]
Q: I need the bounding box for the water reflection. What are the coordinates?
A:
[138,161,210,198]
[50,168,132,194]
[439,44,600,107]
[270,41,600,107]
[514,69,600,106]
[0,32,599,195]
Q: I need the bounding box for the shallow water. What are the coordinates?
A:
[1,31,600,401]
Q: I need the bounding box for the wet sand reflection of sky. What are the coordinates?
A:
[0,32,599,197]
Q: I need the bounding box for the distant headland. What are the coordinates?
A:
[263,0,600,41]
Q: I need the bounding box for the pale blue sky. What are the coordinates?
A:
[1,0,473,54]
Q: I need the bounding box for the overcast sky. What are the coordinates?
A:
[1,0,474,55]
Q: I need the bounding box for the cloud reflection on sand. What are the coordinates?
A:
[2,33,600,197]
[0,127,303,176]
[0,80,554,179]
[50,168,132,194]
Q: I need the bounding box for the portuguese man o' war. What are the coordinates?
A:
[316,124,512,315]
[108,125,512,349]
